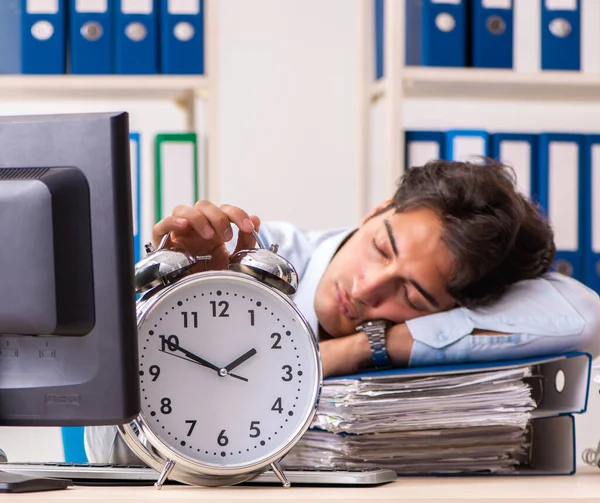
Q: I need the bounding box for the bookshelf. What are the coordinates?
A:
[358,0,600,215]
[0,0,219,202]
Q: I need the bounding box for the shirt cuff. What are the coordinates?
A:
[408,336,473,367]
[406,307,475,348]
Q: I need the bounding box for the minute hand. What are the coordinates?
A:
[174,345,221,373]
[224,348,257,373]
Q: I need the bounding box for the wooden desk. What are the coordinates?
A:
[3,468,600,503]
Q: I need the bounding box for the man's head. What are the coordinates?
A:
[315,159,556,337]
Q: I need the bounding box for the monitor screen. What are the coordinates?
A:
[0,111,140,428]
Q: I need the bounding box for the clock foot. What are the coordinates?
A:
[155,458,176,490]
[270,461,291,488]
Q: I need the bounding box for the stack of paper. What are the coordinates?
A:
[284,367,538,474]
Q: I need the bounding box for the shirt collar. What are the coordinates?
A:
[292,228,356,337]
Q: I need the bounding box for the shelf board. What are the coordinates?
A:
[403,67,600,101]
[0,75,208,102]
[367,68,600,102]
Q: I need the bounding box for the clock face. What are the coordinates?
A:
[136,271,321,469]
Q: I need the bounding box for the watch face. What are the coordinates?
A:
[136,271,321,470]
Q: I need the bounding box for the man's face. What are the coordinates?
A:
[314,205,457,337]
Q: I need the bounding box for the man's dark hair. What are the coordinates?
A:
[390,159,556,308]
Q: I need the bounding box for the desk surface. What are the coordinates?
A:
[3,468,600,503]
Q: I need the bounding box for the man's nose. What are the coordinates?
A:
[351,271,392,309]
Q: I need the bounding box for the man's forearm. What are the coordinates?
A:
[385,323,414,366]
[319,333,370,378]
[320,323,414,378]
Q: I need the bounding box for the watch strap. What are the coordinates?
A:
[355,319,393,369]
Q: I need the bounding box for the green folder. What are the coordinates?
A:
[155,133,199,222]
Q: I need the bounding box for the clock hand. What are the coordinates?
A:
[223,348,258,373]
[159,348,249,382]
[173,345,221,373]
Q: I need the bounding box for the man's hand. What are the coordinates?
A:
[152,201,261,272]
[319,323,414,378]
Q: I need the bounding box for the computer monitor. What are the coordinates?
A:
[0,112,141,491]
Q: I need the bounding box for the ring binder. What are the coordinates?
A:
[285,353,591,475]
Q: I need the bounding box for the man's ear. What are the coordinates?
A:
[360,199,393,226]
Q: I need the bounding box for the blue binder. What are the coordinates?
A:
[374,0,384,79]
[115,0,158,74]
[583,135,600,293]
[405,131,446,170]
[130,132,141,263]
[61,427,88,463]
[445,130,489,162]
[538,133,585,280]
[0,0,21,74]
[69,0,113,74]
[490,133,539,202]
[541,0,580,71]
[472,0,514,69]
[328,352,591,475]
[159,0,204,75]
[21,0,66,74]
[405,0,467,67]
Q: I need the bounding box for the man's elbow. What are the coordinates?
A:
[571,284,600,359]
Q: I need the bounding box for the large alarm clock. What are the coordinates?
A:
[118,231,322,488]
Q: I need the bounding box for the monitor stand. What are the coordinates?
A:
[0,472,71,493]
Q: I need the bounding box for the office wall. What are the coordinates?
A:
[217,0,361,229]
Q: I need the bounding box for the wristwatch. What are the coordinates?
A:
[355,319,393,369]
